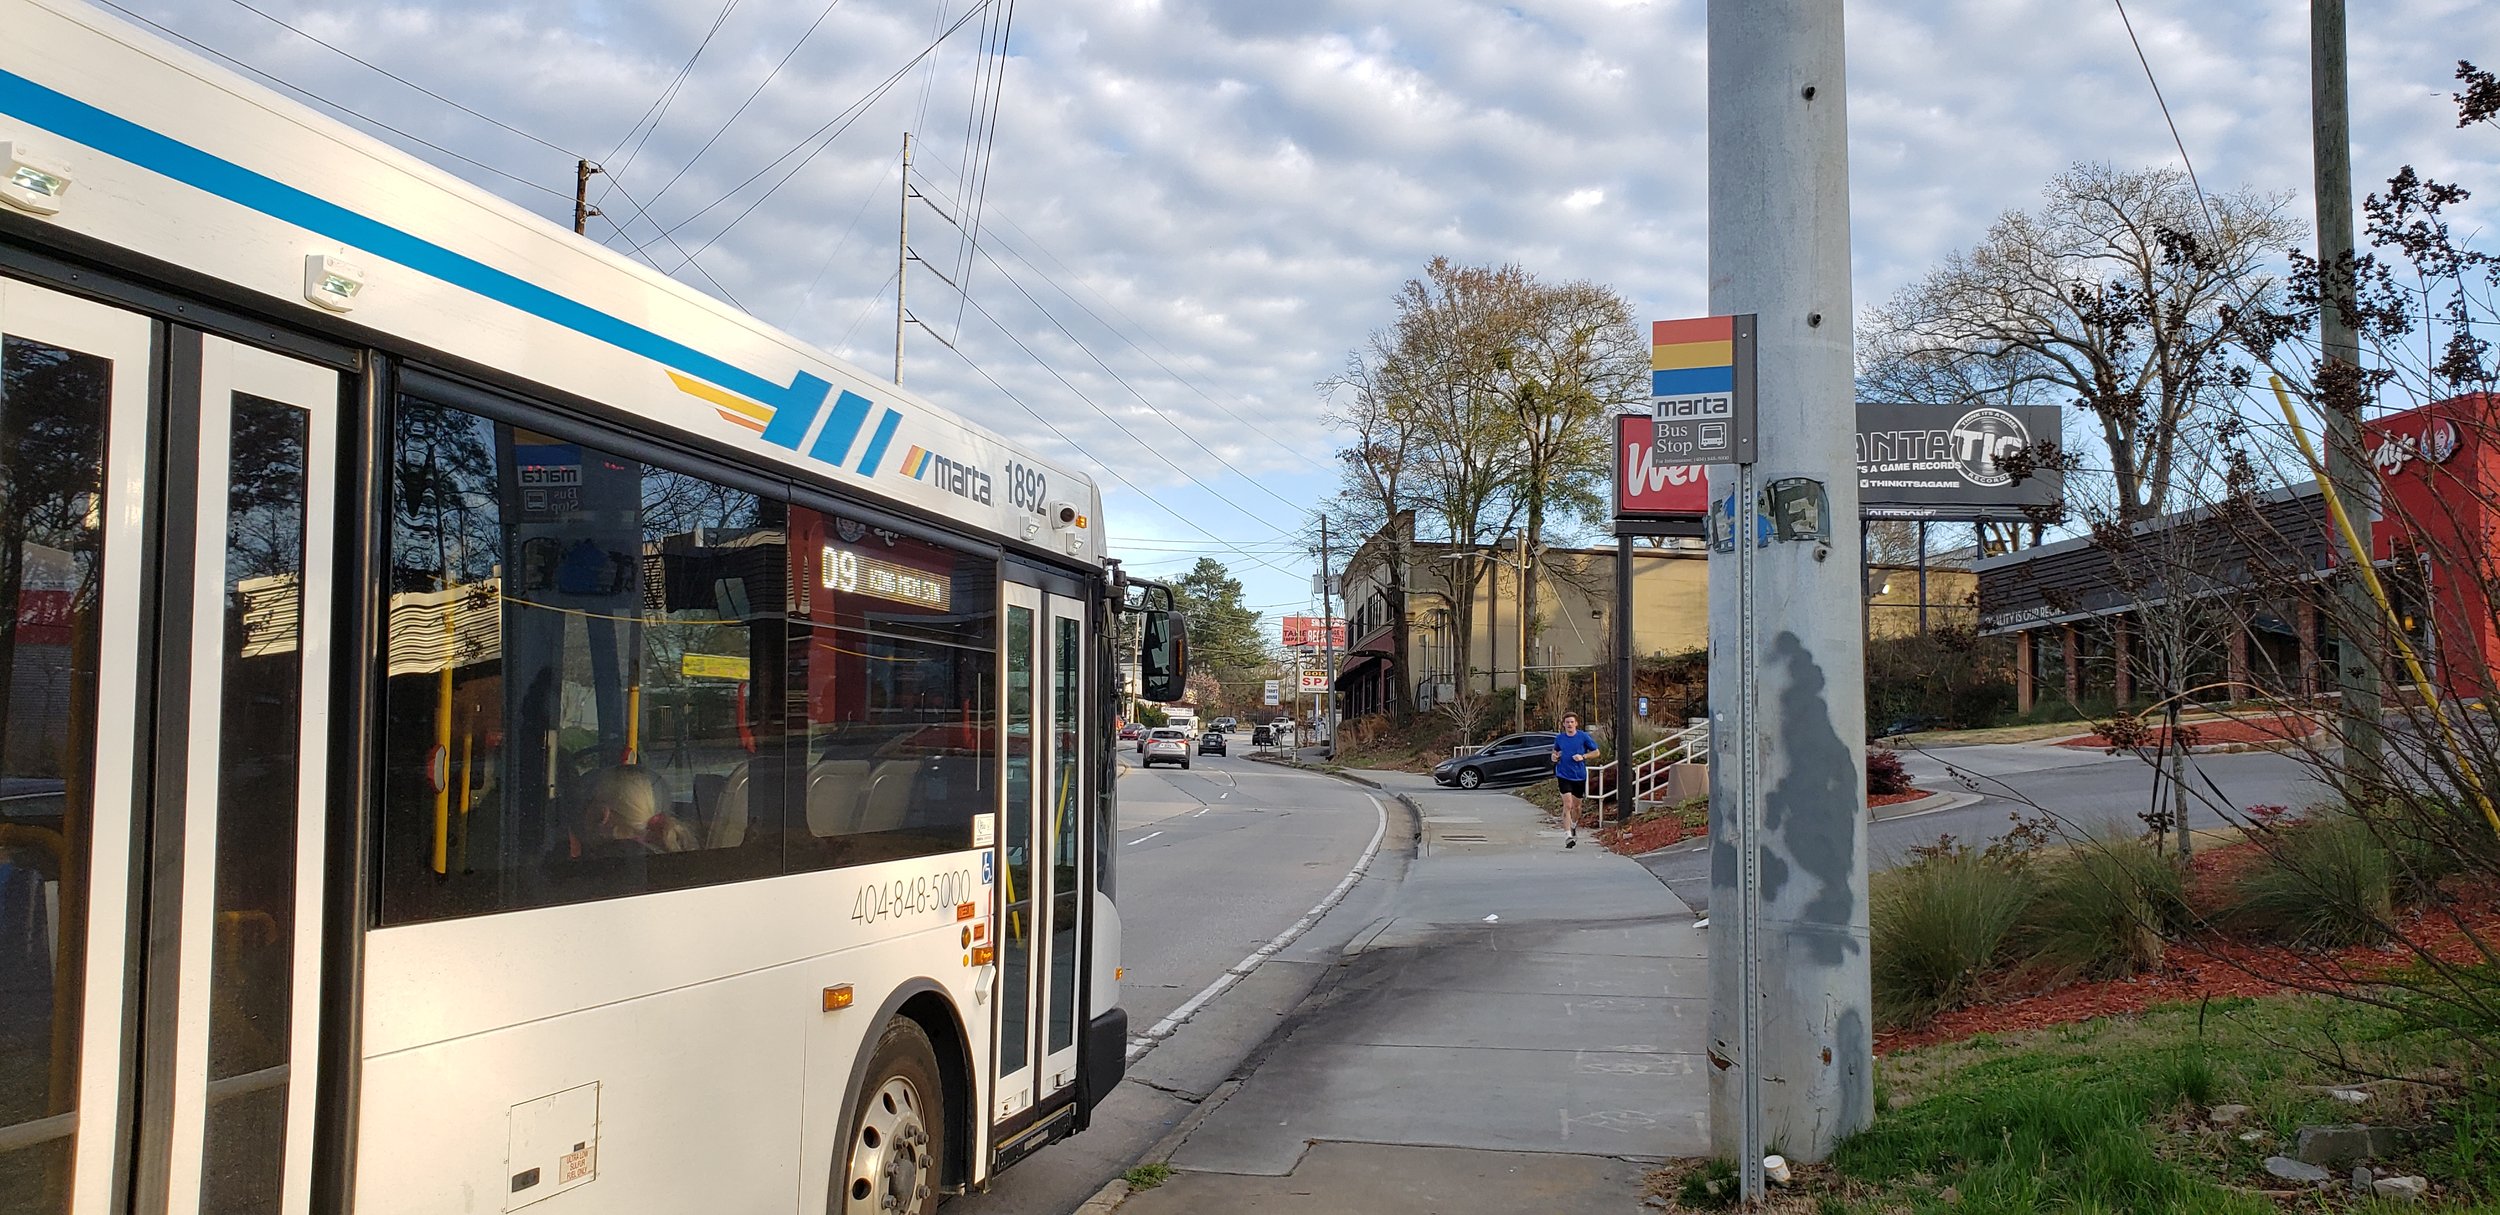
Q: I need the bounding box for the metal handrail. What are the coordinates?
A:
[1589,723,1709,814]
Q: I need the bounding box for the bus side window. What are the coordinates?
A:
[377,397,786,925]
[783,506,997,873]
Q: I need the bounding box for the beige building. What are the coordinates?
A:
[1332,515,1973,718]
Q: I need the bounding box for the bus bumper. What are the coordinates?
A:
[1081,1008,1128,1112]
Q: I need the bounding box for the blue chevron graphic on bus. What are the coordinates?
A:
[751,386,904,476]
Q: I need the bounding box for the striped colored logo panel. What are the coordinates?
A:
[1653,365,1735,396]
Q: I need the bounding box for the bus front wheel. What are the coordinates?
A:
[844,1019,945,1215]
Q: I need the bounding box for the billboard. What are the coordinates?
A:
[1280,616,1346,649]
[1613,413,1711,519]
[1856,403,2065,521]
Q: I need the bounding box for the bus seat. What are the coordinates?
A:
[698,769,742,849]
[857,761,919,835]
[805,760,871,837]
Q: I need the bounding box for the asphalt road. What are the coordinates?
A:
[1637,741,2338,913]
[953,738,1387,1214]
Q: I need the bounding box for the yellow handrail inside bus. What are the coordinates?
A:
[431,587,455,875]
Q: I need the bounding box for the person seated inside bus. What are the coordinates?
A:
[573,766,698,858]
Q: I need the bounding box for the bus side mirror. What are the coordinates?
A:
[1141,609,1189,702]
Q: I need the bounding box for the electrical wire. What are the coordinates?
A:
[931,341,1310,578]
[599,0,744,193]
[945,280,1307,533]
[92,0,571,202]
[638,0,853,217]
[656,1,998,256]
[213,0,577,157]
[2109,0,2217,234]
[909,158,1330,474]
[919,223,1310,514]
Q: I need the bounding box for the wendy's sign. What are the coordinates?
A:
[1614,413,1710,519]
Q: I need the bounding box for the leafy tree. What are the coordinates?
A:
[1169,557,1271,683]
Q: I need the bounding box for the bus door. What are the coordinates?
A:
[992,581,1088,1129]
[0,274,341,1215]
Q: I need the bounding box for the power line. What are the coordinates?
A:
[946,279,1306,533]
[214,0,577,157]
[599,0,744,193]
[909,157,1330,474]
[918,220,1311,515]
[92,0,570,202]
[657,1,998,258]
[2109,0,2217,233]
[639,0,853,217]
[931,341,1309,579]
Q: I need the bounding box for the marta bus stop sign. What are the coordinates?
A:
[1650,314,1756,466]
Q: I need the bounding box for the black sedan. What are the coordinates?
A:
[1431,731,1560,790]
[1198,730,1227,755]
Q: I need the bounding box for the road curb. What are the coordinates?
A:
[1871,788,1984,820]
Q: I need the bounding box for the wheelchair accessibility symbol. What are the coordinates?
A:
[982,852,995,885]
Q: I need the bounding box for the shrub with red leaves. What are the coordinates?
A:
[1868,749,1915,796]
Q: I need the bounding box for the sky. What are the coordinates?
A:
[99,0,2500,634]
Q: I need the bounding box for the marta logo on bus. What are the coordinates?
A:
[1949,407,2030,488]
[899,444,994,505]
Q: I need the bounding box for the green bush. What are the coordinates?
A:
[2019,832,2188,981]
[1871,852,2035,1028]
[2224,812,2395,947]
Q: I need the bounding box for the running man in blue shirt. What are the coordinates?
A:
[1551,712,1600,849]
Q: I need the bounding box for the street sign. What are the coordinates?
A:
[1638,694,1650,719]
[1280,616,1345,649]
[1649,315,1756,466]
[1263,678,1282,707]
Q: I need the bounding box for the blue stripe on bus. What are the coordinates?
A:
[1652,366,1734,396]
[855,409,903,476]
[0,68,857,447]
[809,391,876,466]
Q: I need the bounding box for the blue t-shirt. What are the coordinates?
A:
[1553,730,1599,780]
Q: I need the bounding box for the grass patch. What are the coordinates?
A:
[1871,852,2035,1028]
[2019,831,2188,981]
[1675,1158,1741,1209]
[1121,1163,1172,1191]
[2224,812,2396,946]
[1826,994,2496,1214]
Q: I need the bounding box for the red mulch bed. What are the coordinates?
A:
[2058,714,2320,751]
[1600,790,1936,856]
[1876,845,2500,1054]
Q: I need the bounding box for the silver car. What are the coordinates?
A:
[1141,727,1192,769]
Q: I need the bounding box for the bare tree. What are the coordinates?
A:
[1863,163,2302,523]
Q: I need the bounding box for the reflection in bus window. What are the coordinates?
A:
[787,507,996,871]
[379,398,785,925]
[0,334,109,1213]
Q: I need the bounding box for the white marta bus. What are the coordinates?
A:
[0,1,1193,1211]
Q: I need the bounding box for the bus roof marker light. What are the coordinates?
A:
[0,142,72,215]
[302,252,366,312]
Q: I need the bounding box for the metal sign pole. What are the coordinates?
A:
[1734,464,1765,1204]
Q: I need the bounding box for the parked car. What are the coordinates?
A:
[1198,730,1227,756]
[1142,727,1192,769]
[1250,724,1276,747]
[1118,723,1143,741]
[1432,731,1561,790]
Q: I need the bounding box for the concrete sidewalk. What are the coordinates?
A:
[1116,769,1705,1214]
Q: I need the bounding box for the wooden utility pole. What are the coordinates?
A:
[2313,0,2381,775]
[896,132,913,386]
[573,159,601,234]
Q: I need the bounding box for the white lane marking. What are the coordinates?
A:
[1125,793,1390,1064]
[1127,831,1164,846]
[1192,807,1210,817]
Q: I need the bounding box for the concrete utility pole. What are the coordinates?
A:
[1705,0,1874,1185]
[572,159,601,235]
[2312,0,2381,776]
[895,132,913,386]
[1320,517,1340,756]
[1515,530,1530,733]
